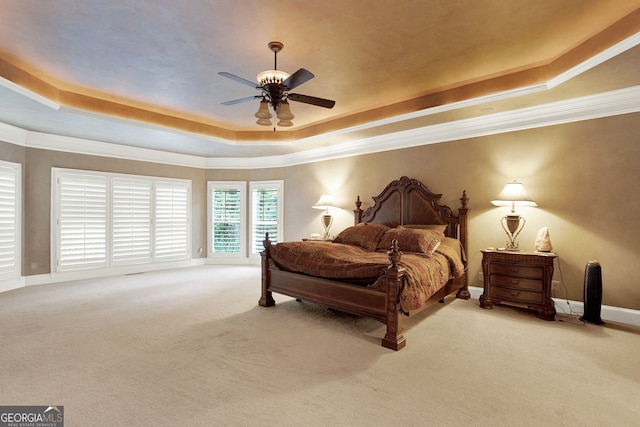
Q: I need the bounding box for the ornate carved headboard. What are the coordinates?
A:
[354,176,469,252]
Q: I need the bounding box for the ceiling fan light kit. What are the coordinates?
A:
[256,70,290,86]
[219,41,335,128]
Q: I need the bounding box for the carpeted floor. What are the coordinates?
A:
[1,265,638,426]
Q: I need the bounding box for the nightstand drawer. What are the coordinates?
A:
[490,263,542,279]
[490,286,543,304]
[490,274,544,292]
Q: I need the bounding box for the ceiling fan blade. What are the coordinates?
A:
[288,93,335,109]
[221,95,260,106]
[282,68,314,90]
[218,72,260,89]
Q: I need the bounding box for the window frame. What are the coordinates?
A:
[52,168,191,273]
[0,160,21,283]
[206,180,284,262]
[53,170,108,271]
[207,181,247,259]
[249,180,284,257]
[111,176,153,266]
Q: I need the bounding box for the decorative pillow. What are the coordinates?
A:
[400,224,448,233]
[377,227,444,254]
[333,223,390,251]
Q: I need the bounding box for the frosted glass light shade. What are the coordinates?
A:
[257,70,290,86]
[276,101,294,127]
[255,99,272,126]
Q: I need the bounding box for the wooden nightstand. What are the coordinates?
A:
[480,250,557,321]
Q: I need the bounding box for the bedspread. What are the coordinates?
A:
[269,241,389,281]
[267,239,465,312]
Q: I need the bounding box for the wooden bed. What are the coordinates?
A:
[259,176,470,350]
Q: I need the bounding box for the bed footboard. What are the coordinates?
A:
[260,233,409,350]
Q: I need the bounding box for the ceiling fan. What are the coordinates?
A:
[218,41,335,127]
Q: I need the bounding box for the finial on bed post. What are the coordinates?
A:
[354,195,363,225]
[263,232,272,250]
[386,239,402,266]
[460,190,469,210]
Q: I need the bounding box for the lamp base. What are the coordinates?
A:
[321,213,333,240]
[501,214,525,251]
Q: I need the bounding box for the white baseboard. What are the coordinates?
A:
[3,258,234,293]
[467,286,640,327]
[205,256,261,265]
[0,277,25,293]
[22,258,207,288]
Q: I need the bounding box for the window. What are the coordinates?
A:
[112,178,152,265]
[56,172,108,270]
[53,168,191,272]
[206,180,283,260]
[208,181,246,258]
[0,161,21,282]
[155,181,191,261]
[250,180,283,255]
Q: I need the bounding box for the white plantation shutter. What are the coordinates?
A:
[57,172,108,270]
[250,181,283,254]
[53,169,192,272]
[112,178,152,265]
[0,162,20,281]
[155,181,190,261]
[208,182,246,257]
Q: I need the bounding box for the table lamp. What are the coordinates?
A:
[491,181,537,250]
[312,194,335,239]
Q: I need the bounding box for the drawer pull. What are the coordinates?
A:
[510,290,521,297]
[510,266,519,273]
[511,279,520,285]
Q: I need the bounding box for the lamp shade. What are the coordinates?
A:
[312,194,335,211]
[255,99,272,126]
[491,181,537,212]
[276,100,294,127]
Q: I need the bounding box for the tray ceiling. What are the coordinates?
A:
[0,1,639,159]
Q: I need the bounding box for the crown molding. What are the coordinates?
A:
[24,131,208,168]
[0,121,29,146]
[204,85,640,169]
[0,76,61,110]
[2,84,639,169]
[547,26,640,89]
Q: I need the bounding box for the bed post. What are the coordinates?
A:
[353,195,363,225]
[456,190,471,300]
[259,232,276,307]
[381,240,407,351]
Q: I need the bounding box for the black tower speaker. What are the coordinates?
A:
[580,260,605,325]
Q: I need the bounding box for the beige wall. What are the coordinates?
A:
[2,111,639,310]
